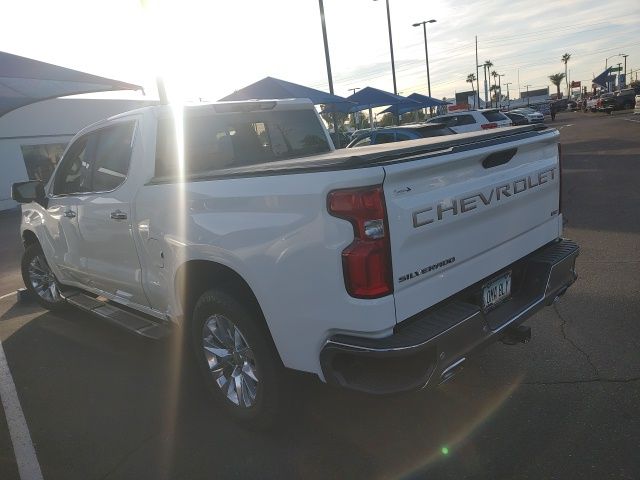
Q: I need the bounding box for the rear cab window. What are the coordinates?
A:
[155,108,330,178]
[482,111,509,122]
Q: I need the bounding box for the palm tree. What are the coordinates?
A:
[549,73,566,98]
[466,73,477,108]
[561,53,571,97]
[483,60,493,107]
[491,70,499,107]
[489,84,500,105]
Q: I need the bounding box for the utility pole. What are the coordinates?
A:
[504,82,512,109]
[475,36,479,110]
[525,84,532,106]
[620,54,628,87]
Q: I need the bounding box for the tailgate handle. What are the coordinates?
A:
[482,148,517,169]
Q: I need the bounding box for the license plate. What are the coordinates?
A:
[482,272,512,310]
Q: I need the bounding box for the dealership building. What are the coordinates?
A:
[0,97,155,211]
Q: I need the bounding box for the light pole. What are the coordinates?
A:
[504,82,512,109]
[348,88,360,130]
[525,84,532,106]
[413,19,436,116]
[374,0,398,95]
[317,0,340,147]
[477,64,487,108]
[620,53,628,87]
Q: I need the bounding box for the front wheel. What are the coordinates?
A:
[21,244,67,311]
[190,289,285,429]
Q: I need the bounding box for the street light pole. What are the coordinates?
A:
[525,84,532,106]
[620,53,628,87]
[504,82,512,109]
[413,19,436,116]
[317,0,340,147]
[374,0,398,95]
[498,74,505,108]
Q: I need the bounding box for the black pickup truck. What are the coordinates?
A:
[601,88,637,112]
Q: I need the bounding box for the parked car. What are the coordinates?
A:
[12,98,578,427]
[596,92,615,111]
[566,100,578,111]
[504,112,530,126]
[425,109,512,133]
[635,95,640,115]
[601,89,637,112]
[347,124,455,148]
[510,107,545,123]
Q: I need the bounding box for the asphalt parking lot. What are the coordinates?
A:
[1,111,639,480]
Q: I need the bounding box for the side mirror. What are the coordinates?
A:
[12,181,46,206]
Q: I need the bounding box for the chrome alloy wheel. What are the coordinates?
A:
[28,254,61,303]
[201,314,259,408]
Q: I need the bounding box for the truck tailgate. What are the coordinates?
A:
[383,129,562,322]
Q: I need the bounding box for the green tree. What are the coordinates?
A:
[491,70,499,107]
[319,105,348,132]
[379,113,395,127]
[549,73,566,97]
[561,53,571,96]
[466,73,477,108]
[490,84,500,103]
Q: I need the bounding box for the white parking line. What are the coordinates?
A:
[0,291,16,301]
[0,339,44,480]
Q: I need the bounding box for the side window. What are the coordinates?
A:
[395,133,413,142]
[92,122,136,192]
[352,136,372,147]
[375,132,396,144]
[455,115,476,126]
[52,135,94,195]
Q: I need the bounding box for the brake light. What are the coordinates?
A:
[327,186,393,298]
[558,143,563,214]
[481,123,498,130]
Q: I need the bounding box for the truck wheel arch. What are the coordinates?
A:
[22,230,39,248]
[174,260,281,360]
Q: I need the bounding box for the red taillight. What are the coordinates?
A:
[481,122,498,130]
[328,186,393,299]
[558,143,563,214]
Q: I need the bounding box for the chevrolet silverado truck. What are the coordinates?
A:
[12,99,578,426]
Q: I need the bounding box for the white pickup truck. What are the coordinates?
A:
[12,99,578,426]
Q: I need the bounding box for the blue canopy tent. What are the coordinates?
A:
[379,93,449,116]
[219,76,350,105]
[0,51,142,118]
[321,87,423,130]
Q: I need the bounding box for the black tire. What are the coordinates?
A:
[190,289,285,429]
[21,244,68,311]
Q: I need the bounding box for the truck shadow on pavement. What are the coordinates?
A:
[2,303,528,480]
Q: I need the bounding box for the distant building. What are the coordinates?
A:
[0,98,156,211]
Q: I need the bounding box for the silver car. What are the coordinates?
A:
[511,108,545,124]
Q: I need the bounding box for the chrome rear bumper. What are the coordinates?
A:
[320,239,579,394]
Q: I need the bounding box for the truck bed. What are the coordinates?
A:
[150,124,553,183]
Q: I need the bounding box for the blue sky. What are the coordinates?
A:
[1,0,638,101]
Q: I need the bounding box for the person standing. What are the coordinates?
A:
[550,102,557,121]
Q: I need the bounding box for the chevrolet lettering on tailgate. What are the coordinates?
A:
[412,167,557,228]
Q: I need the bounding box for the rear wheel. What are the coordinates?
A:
[190,289,284,429]
[21,244,67,311]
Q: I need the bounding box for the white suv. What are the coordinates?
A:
[426,109,512,133]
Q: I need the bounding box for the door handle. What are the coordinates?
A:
[110,210,128,220]
[63,210,76,218]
